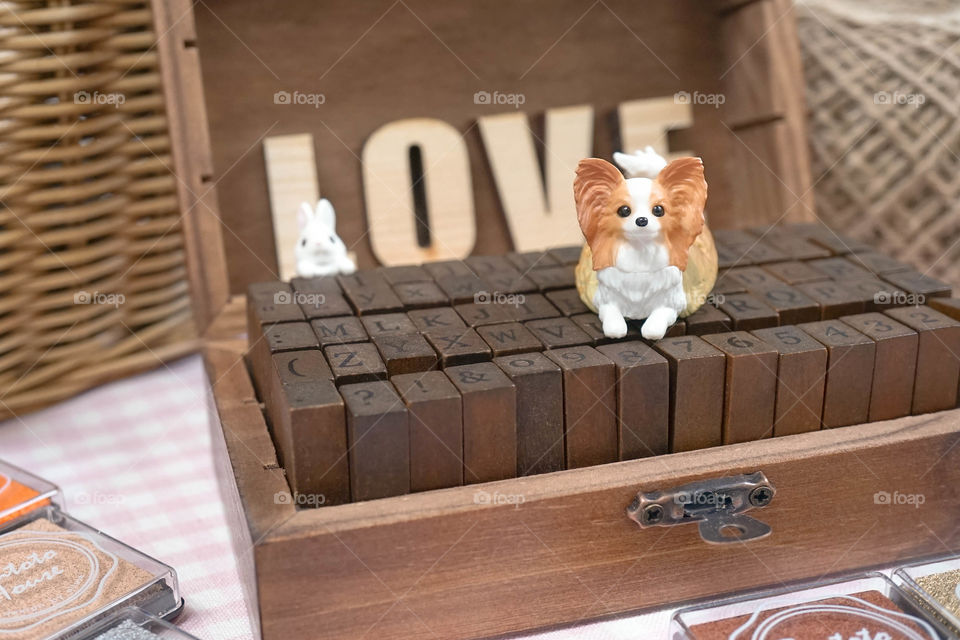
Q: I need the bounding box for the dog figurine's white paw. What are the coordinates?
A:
[613,145,668,179]
[640,307,679,341]
[295,199,356,278]
[598,303,628,339]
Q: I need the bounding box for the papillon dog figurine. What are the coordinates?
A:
[573,147,716,340]
[295,198,357,278]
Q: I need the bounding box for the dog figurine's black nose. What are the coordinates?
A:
[636,217,648,227]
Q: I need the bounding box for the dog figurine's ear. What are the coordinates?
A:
[574,158,628,270]
[655,157,708,270]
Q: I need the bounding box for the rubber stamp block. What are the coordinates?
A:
[719,238,787,264]
[425,327,492,366]
[506,250,557,271]
[798,320,875,428]
[545,289,591,317]
[718,292,779,330]
[407,307,467,333]
[724,266,781,290]
[297,291,353,320]
[846,251,911,276]
[247,282,303,333]
[653,336,724,452]
[796,280,867,319]
[751,326,827,437]
[886,305,960,413]
[454,301,514,327]
[262,349,333,455]
[392,371,463,491]
[684,304,732,336]
[703,333,778,444]
[510,293,561,321]
[378,264,432,285]
[250,322,318,398]
[446,362,517,483]
[928,297,960,321]
[272,380,350,505]
[341,381,410,501]
[802,228,872,254]
[712,270,748,295]
[485,268,537,295]
[762,260,830,285]
[360,312,418,338]
[371,333,438,376]
[528,266,576,291]
[290,275,341,294]
[476,322,542,356]
[748,282,820,325]
[310,316,368,346]
[342,283,404,315]
[392,281,448,309]
[570,313,640,345]
[547,245,583,265]
[434,274,488,304]
[324,342,388,384]
[843,278,905,312]
[596,342,669,459]
[841,312,918,421]
[544,346,618,468]
[761,235,830,260]
[464,255,513,275]
[882,269,952,299]
[494,353,564,476]
[714,241,746,269]
[808,256,873,280]
[655,319,686,337]
[421,259,474,280]
[524,317,592,349]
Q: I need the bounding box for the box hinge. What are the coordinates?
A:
[626,471,775,544]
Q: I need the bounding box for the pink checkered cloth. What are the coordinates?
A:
[0,354,671,640]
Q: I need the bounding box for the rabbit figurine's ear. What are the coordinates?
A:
[315,198,336,229]
[298,202,314,230]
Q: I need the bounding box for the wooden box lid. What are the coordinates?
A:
[153,0,813,332]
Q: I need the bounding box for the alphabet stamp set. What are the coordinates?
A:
[245,223,960,507]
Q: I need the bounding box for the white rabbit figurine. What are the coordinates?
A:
[295,198,356,277]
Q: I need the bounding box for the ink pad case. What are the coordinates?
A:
[0,460,62,525]
[894,555,960,636]
[78,608,200,640]
[0,507,183,640]
[672,573,947,639]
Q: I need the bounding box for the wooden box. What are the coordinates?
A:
[152,1,960,638]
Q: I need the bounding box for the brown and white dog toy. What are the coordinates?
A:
[573,147,716,340]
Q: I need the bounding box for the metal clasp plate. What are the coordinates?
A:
[626,472,775,544]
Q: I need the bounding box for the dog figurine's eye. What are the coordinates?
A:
[617,205,631,218]
[652,205,665,217]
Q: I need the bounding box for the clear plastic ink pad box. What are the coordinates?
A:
[0,460,62,526]
[672,573,947,639]
[0,507,183,640]
[894,555,960,636]
[78,608,199,640]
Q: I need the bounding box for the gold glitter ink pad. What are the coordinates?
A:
[0,509,181,640]
[673,574,945,639]
[0,462,61,527]
[895,556,960,635]
[82,608,200,640]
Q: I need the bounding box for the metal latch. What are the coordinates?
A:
[626,472,775,544]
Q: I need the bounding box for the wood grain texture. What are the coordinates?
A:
[263,134,319,280]
[206,329,960,640]
[169,0,817,294]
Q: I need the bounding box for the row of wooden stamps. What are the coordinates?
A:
[248,301,960,508]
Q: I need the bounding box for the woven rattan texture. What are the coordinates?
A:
[796,0,960,289]
[0,0,197,419]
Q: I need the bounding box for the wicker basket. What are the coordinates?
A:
[0,0,197,419]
